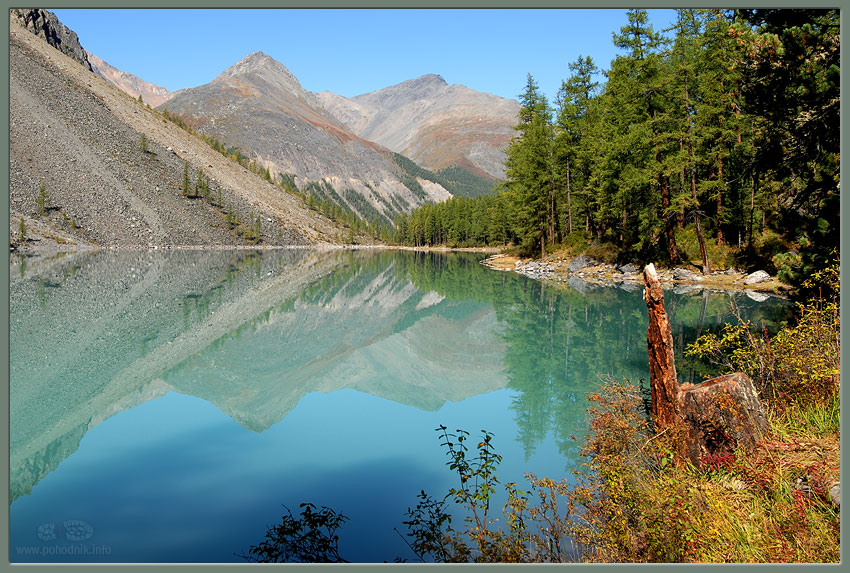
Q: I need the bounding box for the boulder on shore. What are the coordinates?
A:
[673,267,705,282]
[744,270,771,285]
[568,254,599,273]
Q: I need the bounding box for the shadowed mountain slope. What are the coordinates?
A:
[160,52,452,224]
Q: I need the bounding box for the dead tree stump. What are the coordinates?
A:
[643,264,769,463]
[643,263,680,429]
[678,373,769,461]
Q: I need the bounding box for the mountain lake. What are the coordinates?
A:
[9,248,790,563]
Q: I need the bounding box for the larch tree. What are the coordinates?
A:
[505,74,556,257]
[607,8,681,262]
[555,55,599,238]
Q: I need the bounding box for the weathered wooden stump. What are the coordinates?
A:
[642,263,680,429]
[643,264,768,463]
[678,373,769,461]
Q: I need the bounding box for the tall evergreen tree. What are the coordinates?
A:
[181,160,191,197]
[555,56,599,237]
[505,74,556,256]
[735,9,840,281]
[670,9,711,271]
[606,8,681,262]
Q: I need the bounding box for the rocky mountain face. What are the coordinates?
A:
[11,8,92,72]
[315,74,520,179]
[161,52,451,225]
[86,51,173,107]
[10,12,344,249]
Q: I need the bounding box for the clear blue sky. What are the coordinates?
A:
[51,8,676,102]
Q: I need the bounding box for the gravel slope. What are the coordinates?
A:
[9,15,343,250]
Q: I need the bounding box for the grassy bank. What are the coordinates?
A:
[571,261,840,563]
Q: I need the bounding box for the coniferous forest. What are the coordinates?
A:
[392,9,839,287]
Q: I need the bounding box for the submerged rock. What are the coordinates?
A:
[673,284,702,295]
[568,275,598,293]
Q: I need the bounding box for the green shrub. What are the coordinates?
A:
[240,503,349,563]
[584,241,620,265]
[674,224,738,270]
[687,260,839,408]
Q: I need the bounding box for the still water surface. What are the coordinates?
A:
[9,249,789,562]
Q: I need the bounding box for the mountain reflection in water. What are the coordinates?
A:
[9,249,789,562]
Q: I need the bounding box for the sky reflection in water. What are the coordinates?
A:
[9,249,789,562]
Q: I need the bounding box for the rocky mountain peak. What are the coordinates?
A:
[213,50,309,101]
[318,73,518,179]
[224,51,274,72]
[216,51,291,80]
[410,73,448,88]
[11,8,92,72]
[368,73,449,104]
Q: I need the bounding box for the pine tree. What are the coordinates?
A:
[35,182,48,216]
[555,55,599,237]
[254,216,262,242]
[226,204,236,229]
[736,9,839,280]
[671,8,710,272]
[696,11,742,247]
[195,167,210,199]
[181,161,190,197]
[607,8,681,262]
[17,217,27,243]
[505,74,556,256]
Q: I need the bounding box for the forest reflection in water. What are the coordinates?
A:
[9,248,789,562]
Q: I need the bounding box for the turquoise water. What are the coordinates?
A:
[9,249,789,563]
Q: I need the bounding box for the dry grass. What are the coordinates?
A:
[573,373,840,563]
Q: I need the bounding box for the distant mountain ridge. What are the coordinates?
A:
[12,7,518,241]
[86,50,174,107]
[314,74,520,179]
[161,51,452,224]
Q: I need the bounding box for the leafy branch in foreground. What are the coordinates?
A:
[402,426,582,563]
[238,503,349,563]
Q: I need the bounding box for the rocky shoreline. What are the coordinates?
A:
[481,253,790,298]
